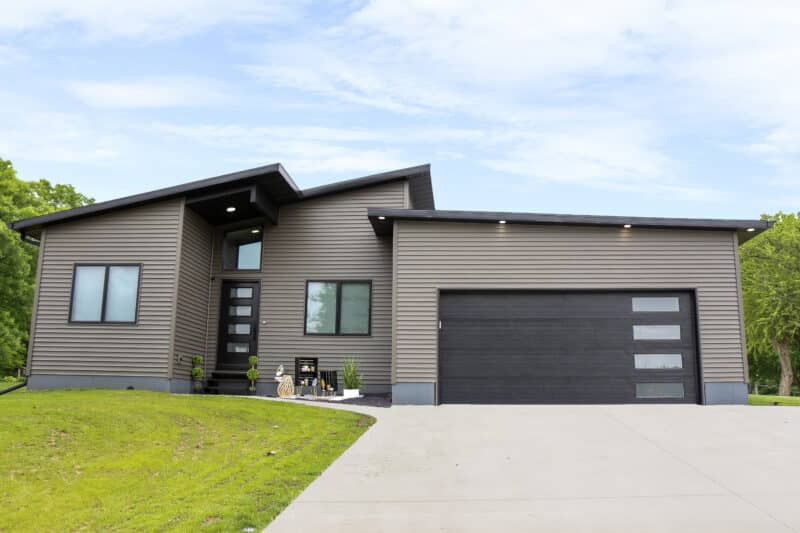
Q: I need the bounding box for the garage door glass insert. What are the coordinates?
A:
[438,291,698,404]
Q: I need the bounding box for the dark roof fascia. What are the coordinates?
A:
[8,163,299,234]
[298,164,432,202]
[7,163,433,235]
[367,208,773,241]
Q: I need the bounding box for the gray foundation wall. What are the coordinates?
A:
[704,382,748,405]
[392,382,436,405]
[28,374,192,394]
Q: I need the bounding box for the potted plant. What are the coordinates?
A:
[246,356,259,394]
[191,355,205,393]
[342,358,362,399]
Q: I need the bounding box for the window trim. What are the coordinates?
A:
[221,225,263,272]
[303,280,372,336]
[68,263,142,324]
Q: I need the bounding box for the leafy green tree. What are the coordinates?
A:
[740,212,800,396]
[0,158,93,374]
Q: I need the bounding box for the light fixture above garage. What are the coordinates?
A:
[623,224,632,228]
[746,227,755,232]
[226,206,236,213]
[498,220,507,224]
[251,228,260,234]
[378,216,386,220]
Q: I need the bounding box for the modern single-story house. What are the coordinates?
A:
[9,164,770,405]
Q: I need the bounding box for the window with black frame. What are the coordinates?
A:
[222,226,262,270]
[304,281,371,335]
[70,264,141,323]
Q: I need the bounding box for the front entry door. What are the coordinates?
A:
[217,281,260,370]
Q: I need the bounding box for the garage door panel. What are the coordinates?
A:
[438,291,698,404]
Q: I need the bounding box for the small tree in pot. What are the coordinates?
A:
[191,355,205,393]
[342,358,362,399]
[246,356,259,394]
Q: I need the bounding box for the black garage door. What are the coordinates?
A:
[438,291,699,404]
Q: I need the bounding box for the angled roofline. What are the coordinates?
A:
[299,164,432,205]
[7,163,434,235]
[367,208,772,243]
[8,163,297,233]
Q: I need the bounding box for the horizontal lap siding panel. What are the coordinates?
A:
[206,181,404,388]
[29,199,182,377]
[172,205,212,379]
[394,221,745,384]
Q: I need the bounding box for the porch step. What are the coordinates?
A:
[205,370,250,395]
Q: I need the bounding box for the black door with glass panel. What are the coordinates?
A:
[217,281,260,370]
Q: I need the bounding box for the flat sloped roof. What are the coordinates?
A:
[367,208,771,243]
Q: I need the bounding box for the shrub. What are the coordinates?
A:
[191,355,204,381]
[246,356,259,393]
[342,358,362,389]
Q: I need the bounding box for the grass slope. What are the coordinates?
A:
[0,390,373,532]
[749,394,800,406]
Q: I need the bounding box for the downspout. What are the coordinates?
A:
[202,228,216,381]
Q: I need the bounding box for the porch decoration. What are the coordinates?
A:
[246,356,259,394]
[342,358,363,399]
[274,365,294,398]
[190,355,205,393]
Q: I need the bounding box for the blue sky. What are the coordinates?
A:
[1,1,798,219]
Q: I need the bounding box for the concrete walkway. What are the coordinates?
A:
[265,404,800,532]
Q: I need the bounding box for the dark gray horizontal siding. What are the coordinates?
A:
[394,221,746,384]
[29,199,182,377]
[206,181,404,388]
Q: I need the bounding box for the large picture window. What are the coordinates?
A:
[70,264,141,323]
[304,280,371,335]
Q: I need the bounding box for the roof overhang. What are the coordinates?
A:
[367,208,772,243]
[8,163,299,240]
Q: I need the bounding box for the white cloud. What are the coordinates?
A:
[0,110,124,163]
[239,0,800,198]
[0,0,303,40]
[152,122,410,176]
[66,77,226,108]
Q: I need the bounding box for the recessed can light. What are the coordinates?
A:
[378,216,386,220]
[251,228,260,234]
[498,220,507,224]
[746,227,755,232]
[226,206,236,213]
[623,224,632,228]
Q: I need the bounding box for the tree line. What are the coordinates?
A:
[0,158,93,374]
[741,212,800,396]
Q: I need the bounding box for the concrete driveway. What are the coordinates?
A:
[266,404,800,532]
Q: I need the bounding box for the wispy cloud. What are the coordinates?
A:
[66,77,227,108]
[0,0,305,40]
[0,109,124,163]
[152,122,410,176]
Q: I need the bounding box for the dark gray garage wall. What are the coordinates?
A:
[393,221,748,405]
[204,180,407,392]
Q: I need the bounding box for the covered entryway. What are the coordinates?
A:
[438,291,699,404]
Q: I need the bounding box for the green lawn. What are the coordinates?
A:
[749,394,800,406]
[0,389,374,532]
